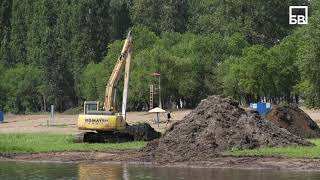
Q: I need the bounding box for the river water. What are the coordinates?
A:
[0,161,320,180]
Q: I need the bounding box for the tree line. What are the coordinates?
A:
[0,0,318,113]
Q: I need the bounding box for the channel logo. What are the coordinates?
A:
[289,6,308,25]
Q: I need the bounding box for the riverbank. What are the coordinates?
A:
[2,106,320,171]
[2,133,320,170]
[2,151,320,171]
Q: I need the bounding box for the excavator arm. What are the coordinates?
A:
[104,31,133,113]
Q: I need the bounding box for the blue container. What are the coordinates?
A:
[250,102,271,115]
[0,111,3,122]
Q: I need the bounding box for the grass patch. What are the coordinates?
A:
[63,106,83,115]
[38,124,70,128]
[20,111,52,115]
[0,133,146,153]
[226,139,320,158]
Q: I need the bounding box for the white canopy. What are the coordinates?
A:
[148,107,166,113]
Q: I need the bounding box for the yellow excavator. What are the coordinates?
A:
[75,31,133,143]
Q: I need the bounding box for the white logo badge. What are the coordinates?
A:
[289,6,308,25]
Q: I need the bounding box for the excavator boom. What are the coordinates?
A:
[104,31,133,112]
[75,31,160,144]
[121,42,132,120]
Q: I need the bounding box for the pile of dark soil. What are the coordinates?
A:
[143,96,312,162]
[266,104,320,138]
[126,123,161,141]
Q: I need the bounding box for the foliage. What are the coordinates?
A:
[80,26,249,109]
[130,0,188,34]
[1,0,320,112]
[297,0,320,108]
[80,62,106,102]
[188,0,308,45]
[1,65,43,113]
[221,32,303,105]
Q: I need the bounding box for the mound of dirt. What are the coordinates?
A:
[126,123,161,141]
[266,105,320,138]
[143,96,312,162]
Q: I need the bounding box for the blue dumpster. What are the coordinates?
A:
[0,111,3,122]
[250,103,271,115]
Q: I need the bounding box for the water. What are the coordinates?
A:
[1,161,320,180]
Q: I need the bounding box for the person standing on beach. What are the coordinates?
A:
[166,111,172,127]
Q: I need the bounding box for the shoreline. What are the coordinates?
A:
[2,151,320,171]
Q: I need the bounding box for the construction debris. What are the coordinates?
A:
[143,96,312,162]
[266,104,320,138]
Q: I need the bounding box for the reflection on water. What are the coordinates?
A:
[79,164,124,180]
[1,161,320,180]
[0,161,76,180]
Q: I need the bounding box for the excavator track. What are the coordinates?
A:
[74,123,161,143]
[74,131,134,143]
[74,132,86,143]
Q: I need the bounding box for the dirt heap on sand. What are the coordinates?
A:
[143,96,312,162]
[266,105,320,138]
[126,123,161,141]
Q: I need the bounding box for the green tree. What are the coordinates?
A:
[222,46,272,104]
[2,65,43,113]
[188,0,307,44]
[109,0,131,39]
[298,0,320,107]
[0,0,12,42]
[80,63,106,101]
[9,0,33,65]
[0,28,11,66]
[131,0,188,34]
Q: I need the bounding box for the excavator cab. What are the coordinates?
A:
[83,101,99,114]
[83,101,114,115]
